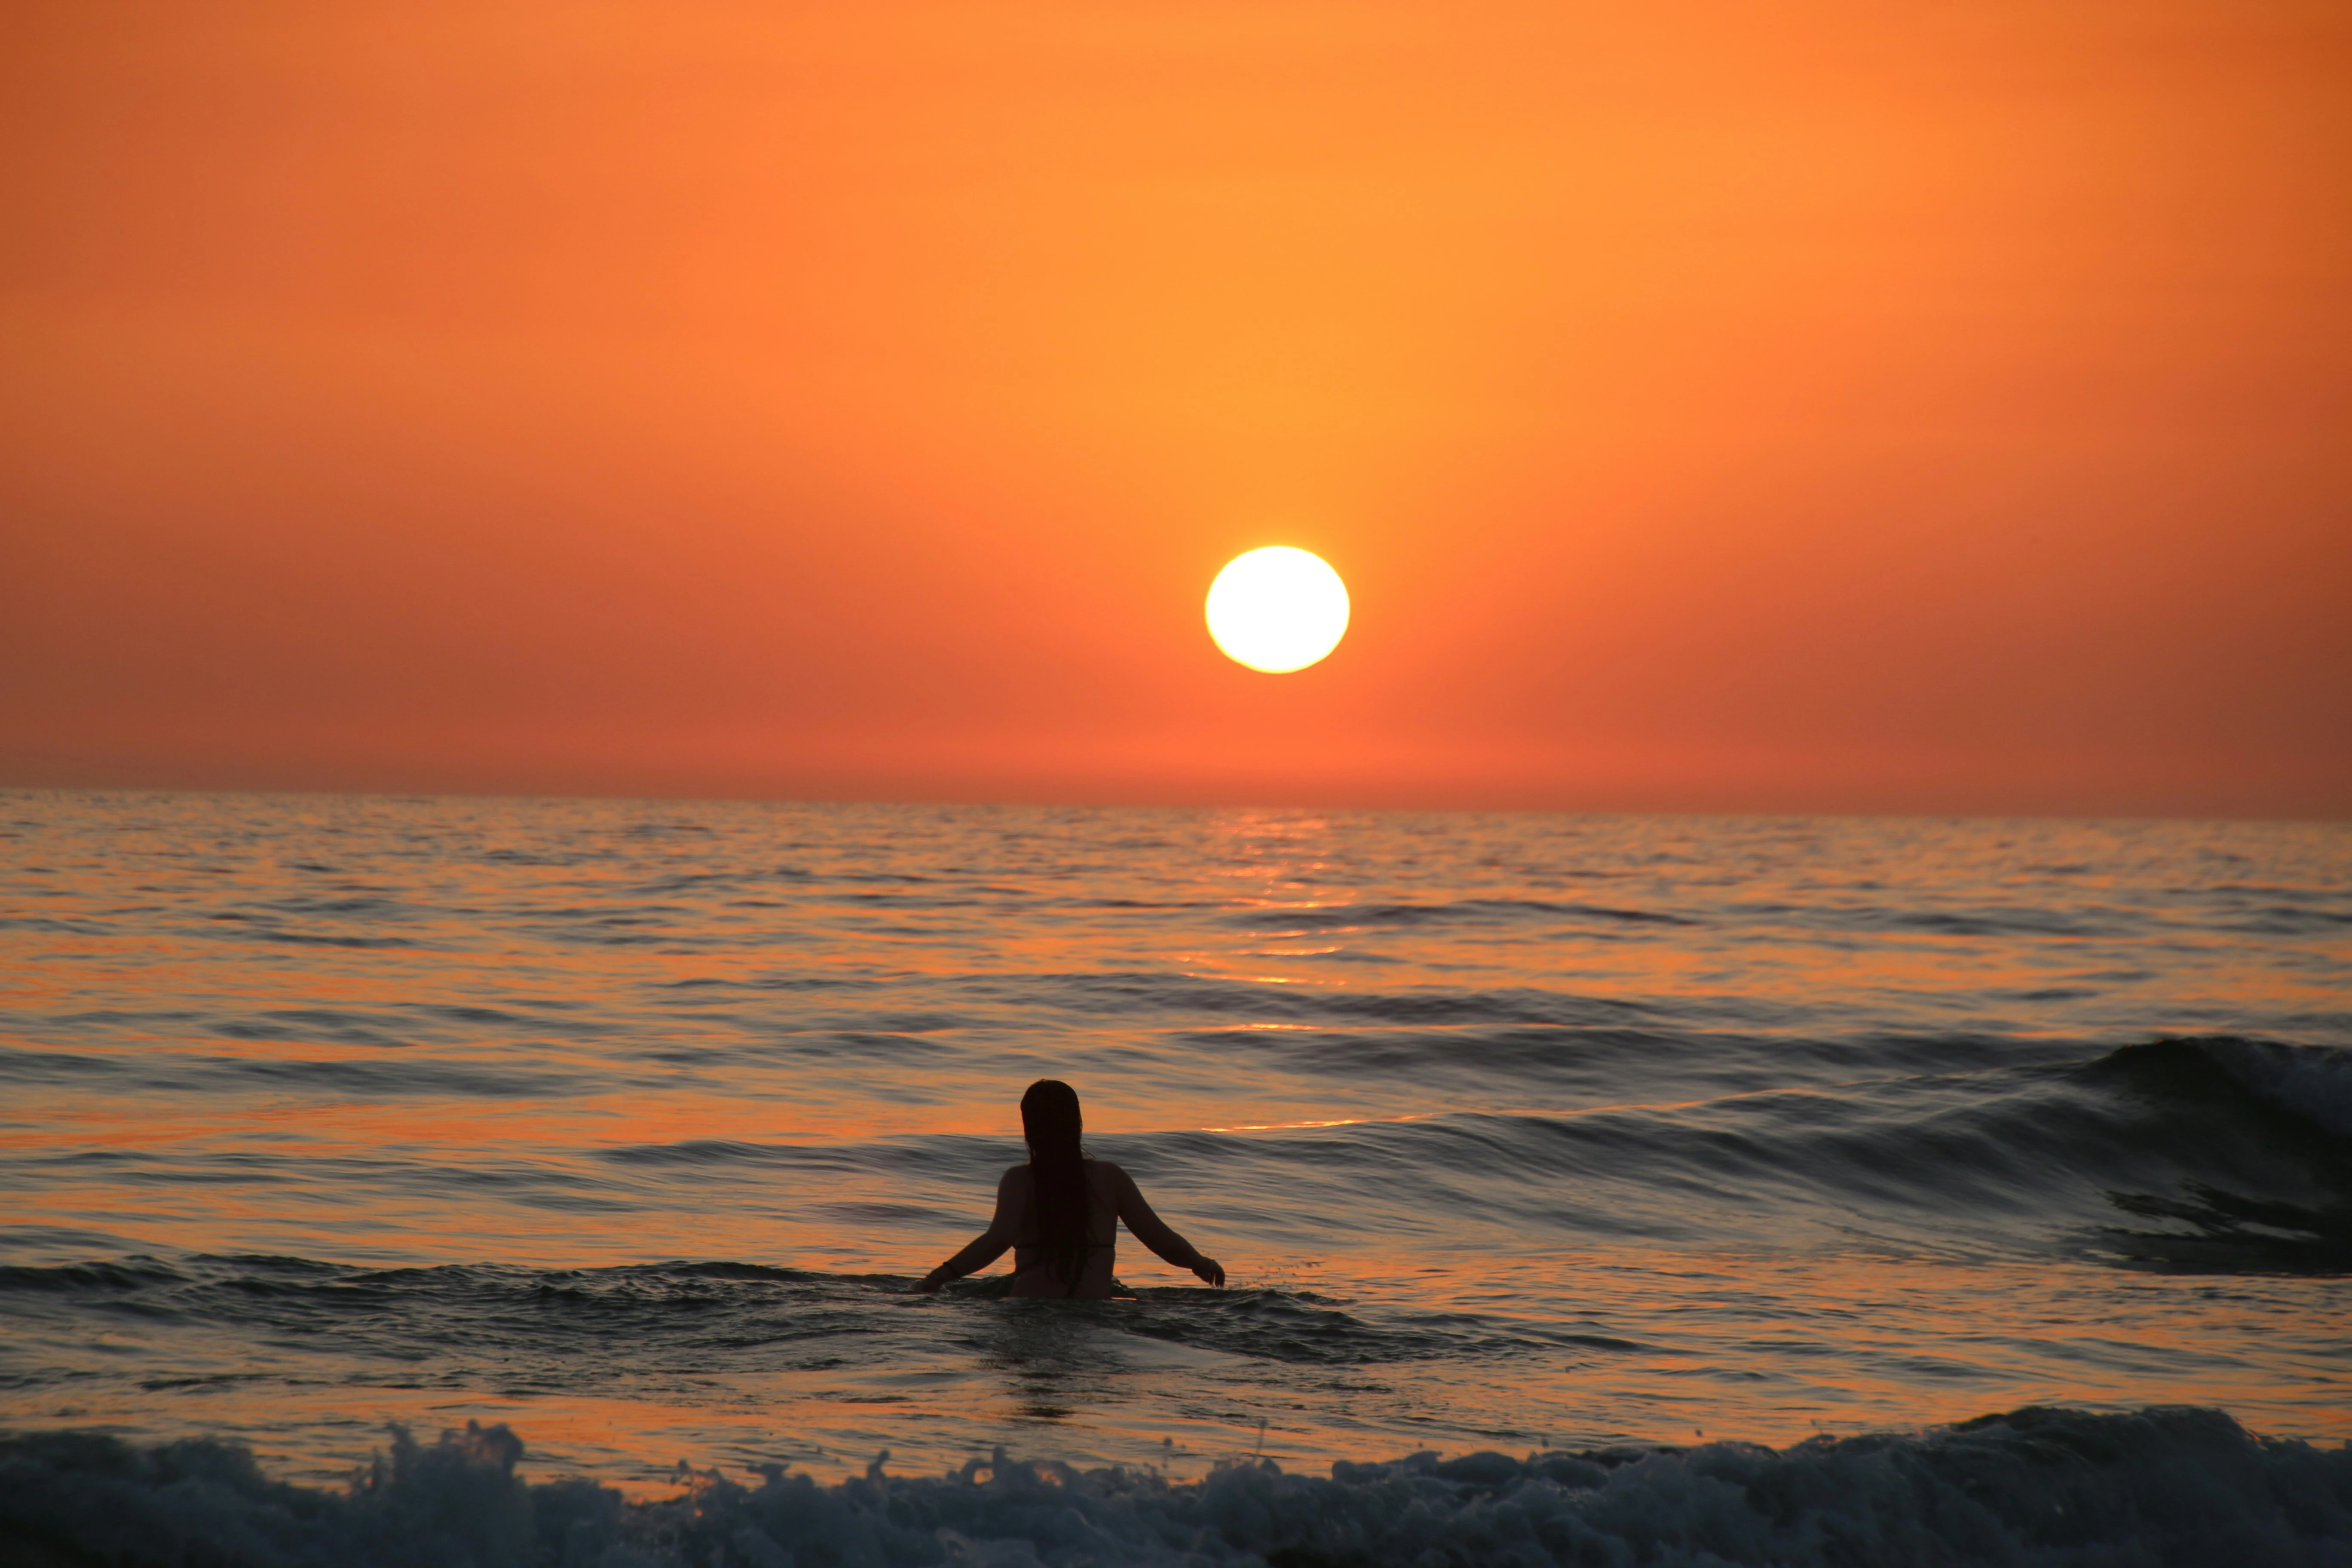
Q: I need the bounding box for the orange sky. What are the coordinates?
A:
[3,0,2347,815]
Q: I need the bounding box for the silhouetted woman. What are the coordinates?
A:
[916,1080,1225,1298]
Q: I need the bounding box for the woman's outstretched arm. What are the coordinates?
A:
[914,1168,1023,1292]
[1111,1164,1225,1286]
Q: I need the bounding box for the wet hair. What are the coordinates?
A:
[1020,1079,1089,1291]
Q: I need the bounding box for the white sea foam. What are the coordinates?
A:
[4,1407,2348,1568]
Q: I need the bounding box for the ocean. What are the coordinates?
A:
[3,790,2348,1565]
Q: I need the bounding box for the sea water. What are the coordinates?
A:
[2,792,2348,1564]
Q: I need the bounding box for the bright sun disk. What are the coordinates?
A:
[1204,547,1351,673]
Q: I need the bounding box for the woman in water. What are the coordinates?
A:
[915,1080,1225,1298]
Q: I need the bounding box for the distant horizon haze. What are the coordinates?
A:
[4,0,2347,818]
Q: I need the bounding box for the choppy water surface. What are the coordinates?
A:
[2,792,2346,1504]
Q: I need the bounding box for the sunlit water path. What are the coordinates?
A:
[2,792,2346,1509]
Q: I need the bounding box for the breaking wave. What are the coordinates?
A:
[2102,1035,2352,1142]
[4,1406,2347,1568]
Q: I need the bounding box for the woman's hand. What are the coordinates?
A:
[914,1269,949,1294]
[1192,1257,1225,1288]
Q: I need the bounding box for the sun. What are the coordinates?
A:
[1204,547,1351,673]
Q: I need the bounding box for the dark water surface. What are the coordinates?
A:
[2,792,2346,1504]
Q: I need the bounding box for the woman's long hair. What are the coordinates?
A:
[1021,1079,1089,1292]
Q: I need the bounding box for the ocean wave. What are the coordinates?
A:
[211,1010,419,1047]
[204,1057,585,1099]
[0,1258,190,1295]
[2087,1037,2352,1142]
[0,915,111,935]
[243,930,419,950]
[1720,901,2137,940]
[2094,1183,2352,1275]
[928,1284,1617,1368]
[2135,1036,2352,1141]
[2063,1037,2352,1272]
[1101,1035,2350,1259]
[0,1256,1560,1374]
[530,1033,2352,1273]
[3,1407,2346,1568]
[985,972,1667,1031]
[1220,899,1699,932]
[0,1048,116,1083]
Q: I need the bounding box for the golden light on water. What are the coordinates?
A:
[1204,547,1351,673]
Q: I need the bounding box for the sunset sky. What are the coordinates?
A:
[4,0,2346,815]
